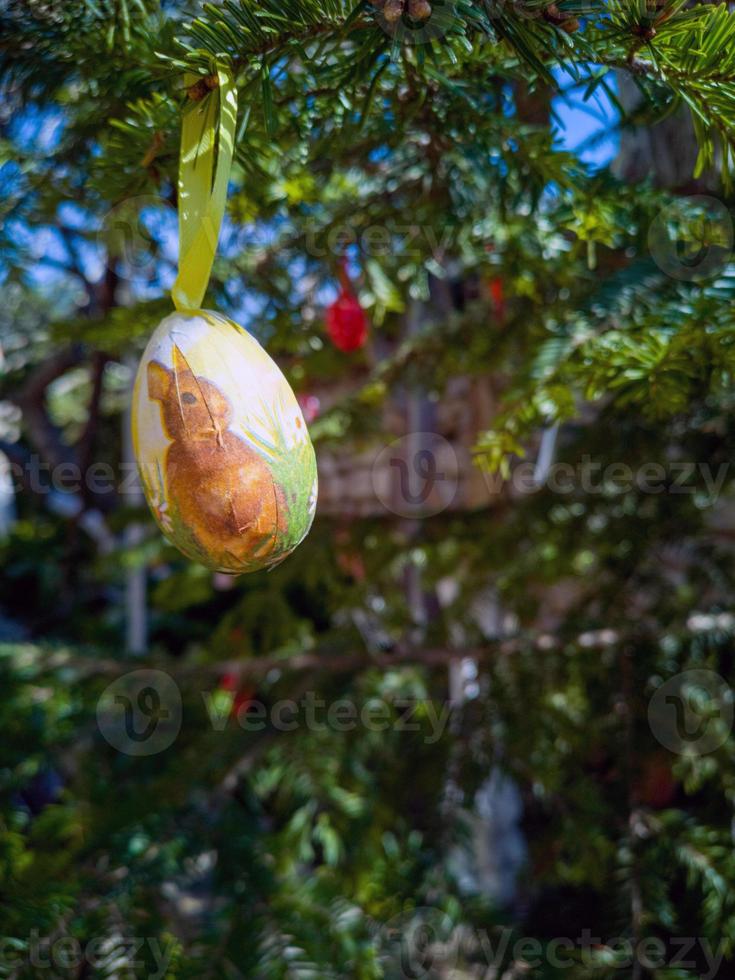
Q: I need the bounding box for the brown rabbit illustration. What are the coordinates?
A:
[147,345,284,565]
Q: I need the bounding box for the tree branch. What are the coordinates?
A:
[13,345,84,470]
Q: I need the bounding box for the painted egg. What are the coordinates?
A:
[131,310,317,573]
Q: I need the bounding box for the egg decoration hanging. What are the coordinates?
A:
[131,67,317,573]
[132,311,317,573]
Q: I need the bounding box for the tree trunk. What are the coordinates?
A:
[612,70,718,191]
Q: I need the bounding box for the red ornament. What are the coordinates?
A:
[636,753,677,809]
[219,671,256,720]
[488,276,506,322]
[326,260,368,352]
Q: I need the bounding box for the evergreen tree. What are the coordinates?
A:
[2,0,735,976]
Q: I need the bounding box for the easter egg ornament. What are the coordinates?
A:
[131,67,317,574]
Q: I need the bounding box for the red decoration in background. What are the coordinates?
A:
[326,259,368,352]
[483,243,506,324]
[635,753,677,809]
[219,671,256,720]
[488,276,506,322]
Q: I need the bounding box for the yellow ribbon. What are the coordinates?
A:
[172,67,238,312]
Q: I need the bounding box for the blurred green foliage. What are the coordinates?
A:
[2,0,735,977]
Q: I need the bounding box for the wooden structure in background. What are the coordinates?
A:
[315,373,502,518]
